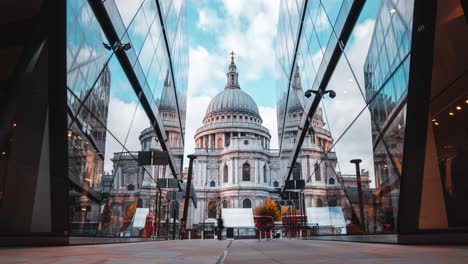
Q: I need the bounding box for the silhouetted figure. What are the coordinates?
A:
[179,219,186,240]
[217,218,224,240]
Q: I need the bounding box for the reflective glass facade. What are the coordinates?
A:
[276,0,468,241]
[66,0,188,237]
[274,0,434,237]
[0,0,187,242]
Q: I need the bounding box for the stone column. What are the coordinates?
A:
[255,159,259,184]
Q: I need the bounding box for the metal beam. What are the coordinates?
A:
[282,0,366,194]
[182,154,196,234]
[87,0,182,188]
[155,0,185,147]
[278,0,309,152]
[397,0,438,234]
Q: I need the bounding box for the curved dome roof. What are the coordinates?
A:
[205,53,261,120]
[205,88,260,119]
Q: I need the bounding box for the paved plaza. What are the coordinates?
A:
[1,239,468,263]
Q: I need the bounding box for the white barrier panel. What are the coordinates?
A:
[132,208,150,228]
[306,207,347,234]
[221,208,255,228]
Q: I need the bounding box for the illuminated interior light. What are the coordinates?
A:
[434,122,439,126]
[13,123,16,127]
[390,8,396,14]
[1,152,6,155]
[431,119,436,122]
[81,207,87,211]
[456,106,462,110]
[68,131,72,137]
[466,99,468,104]
[449,111,454,116]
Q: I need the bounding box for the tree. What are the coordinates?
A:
[254,198,281,221]
[281,205,299,216]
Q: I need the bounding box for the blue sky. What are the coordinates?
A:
[95,0,382,177]
[181,0,384,183]
[184,0,379,156]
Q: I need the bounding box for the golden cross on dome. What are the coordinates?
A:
[230,51,235,62]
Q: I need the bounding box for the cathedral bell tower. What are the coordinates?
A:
[226,51,240,89]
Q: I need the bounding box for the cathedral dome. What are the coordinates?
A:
[205,88,260,119]
[204,52,261,120]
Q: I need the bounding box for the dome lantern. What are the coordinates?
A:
[204,53,262,122]
[226,51,240,89]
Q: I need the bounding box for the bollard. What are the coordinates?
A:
[201,231,204,240]
[280,230,283,239]
[300,230,302,239]
[188,230,191,240]
[270,230,273,240]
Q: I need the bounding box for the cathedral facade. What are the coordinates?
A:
[189,54,345,227]
[107,55,356,230]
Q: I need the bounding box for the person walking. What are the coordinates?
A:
[179,219,186,240]
[217,217,224,240]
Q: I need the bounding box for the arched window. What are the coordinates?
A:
[242,163,250,181]
[243,199,252,208]
[208,200,217,218]
[328,177,335,185]
[293,162,301,180]
[328,198,337,207]
[217,137,223,148]
[210,180,215,187]
[316,198,323,207]
[263,165,267,183]
[137,198,143,208]
[273,181,279,187]
[223,164,228,183]
[223,200,229,208]
[314,163,321,181]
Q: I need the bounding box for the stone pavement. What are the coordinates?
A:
[1,239,468,263]
[0,240,228,264]
[224,239,468,264]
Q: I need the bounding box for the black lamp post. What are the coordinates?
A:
[350,159,366,233]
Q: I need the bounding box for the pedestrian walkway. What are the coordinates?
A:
[224,239,468,264]
[1,239,468,263]
[0,240,228,264]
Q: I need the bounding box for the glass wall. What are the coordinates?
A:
[66,0,187,237]
[275,0,415,235]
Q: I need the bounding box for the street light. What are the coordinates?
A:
[350,159,366,233]
[304,89,336,99]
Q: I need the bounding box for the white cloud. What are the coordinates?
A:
[104,97,150,173]
[185,0,281,160]
[194,0,280,81]
[197,7,223,31]
[259,106,278,149]
[114,0,142,29]
[188,46,226,97]
[183,95,213,159]
[321,19,376,186]
[114,0,156,38]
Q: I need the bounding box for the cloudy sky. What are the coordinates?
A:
[184,0,281,162]
[100,0,381,185]
[183,0,380,184]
